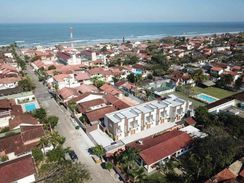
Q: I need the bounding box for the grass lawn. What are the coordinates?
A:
[174,91,205,108]
[192,86,236,99]
[145,172,167,183]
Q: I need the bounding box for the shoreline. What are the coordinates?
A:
[1,30,243,49]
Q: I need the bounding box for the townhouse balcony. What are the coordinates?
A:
[129,123,139,130]
[116,128,122,134]
[145,117,154,124]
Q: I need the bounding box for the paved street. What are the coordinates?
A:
[26,65,117,183]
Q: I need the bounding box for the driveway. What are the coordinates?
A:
[26,65,118,183]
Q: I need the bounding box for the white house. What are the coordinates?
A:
[53,74,80,89]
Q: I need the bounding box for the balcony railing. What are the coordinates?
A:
[129,123,139,130]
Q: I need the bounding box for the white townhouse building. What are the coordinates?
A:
[104,95,192,140]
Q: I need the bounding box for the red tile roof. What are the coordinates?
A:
[0,99,11,109]
[0,125,44,155]
[9,113,38,129]
[115,81,136,90]
[211,67,223,72]
[0,77,20,84]
[184,117,197,126]
[88,67,112,76]
[100,83,122,96]
[77,99,106,113]
[205,168,237,183]
[0,154,36,183]
[128,130,192,165]
[86,106,116,123]
[75,72,90,81]
[104,94,130,110]
[20,125,44,143]
[76,84,99,94]
[57,51,71,61]
[53,74,71,82]
[58,87,78,100]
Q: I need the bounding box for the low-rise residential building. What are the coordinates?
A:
[210,67,224,76]
[127,130,192,173]
[0,124,44,160]
[0,77,21,90]
[53,73,80,89]
[104,95,192,140]
[0,154,36,183]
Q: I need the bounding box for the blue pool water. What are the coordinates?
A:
[195,93,218,103]
[24,103,37,112]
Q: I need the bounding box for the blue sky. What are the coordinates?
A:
[0,0,244,23]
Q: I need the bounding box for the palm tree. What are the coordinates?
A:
[49,131,65,148]
[39,135,49,155]
[129,167,147,183]
[119,148,139,171]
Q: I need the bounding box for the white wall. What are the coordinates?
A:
[17,174,35,183]
[208,100,236,113]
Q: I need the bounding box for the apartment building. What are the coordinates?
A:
[104,95,192,140]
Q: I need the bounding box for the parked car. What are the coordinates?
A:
[69,150,78,161]
[91,155,101,164]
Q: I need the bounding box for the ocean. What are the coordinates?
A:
[0,22,244,47]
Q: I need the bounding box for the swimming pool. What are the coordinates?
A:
[194,93,219,104]
[24,103,37,112]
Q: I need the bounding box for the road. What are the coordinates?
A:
[26,65,118,183]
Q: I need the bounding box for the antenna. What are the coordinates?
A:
[70,27,74,48]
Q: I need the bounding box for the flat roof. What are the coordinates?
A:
[106,95,186,123]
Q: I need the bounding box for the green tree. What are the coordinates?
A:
[19,77,36,91]
[46,116,59,131]
[127,73,136,83]
[117,147,139,171]
[91,145,105,159]
[191,69,207,84]
[94,80,105,88]
[41,161,90,183]
[124,55,139,65]
[235,76,243,90]
[48,65,56,70]
[32,147,44,162]
[49,131,65,148]
[47,146,68,162]
[0,155,9,162]
[104,162,113,171]
[68,101,77,112]
[33,108,47,121]
[129,167,147,183]
[147,73,153,80]
[223,74,233,85]
[181,135,238,182]
[194,106,214,127]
